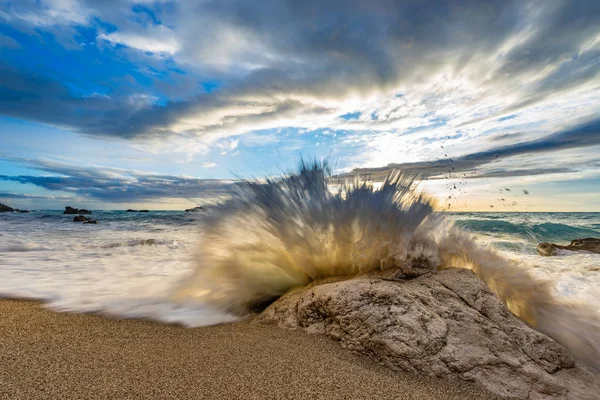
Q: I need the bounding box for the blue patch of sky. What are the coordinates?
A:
[202,81,222,93]
[402,116,449,136]
[498,114,518,122]
[339,111,361,121]
[371,111,379,121]
[131,4,161,25]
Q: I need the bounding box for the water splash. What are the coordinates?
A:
[173,162,600,368]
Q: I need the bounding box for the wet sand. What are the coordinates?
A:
[0,300,497,399]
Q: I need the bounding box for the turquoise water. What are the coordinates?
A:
[449,212,600,253]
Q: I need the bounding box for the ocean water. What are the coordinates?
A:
[0,165,599,366]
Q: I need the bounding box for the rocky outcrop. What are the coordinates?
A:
[126,209,137,212]
[258,268,600,399]
[184,206,203,212]
[0,203,29,213]
[64,206,92,215]
[0,203,15,212]
[537,238,600,256]
[82,219,98,224]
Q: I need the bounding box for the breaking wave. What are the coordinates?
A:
[173,162,600,368]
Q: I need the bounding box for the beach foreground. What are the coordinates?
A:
[0,300,497,400]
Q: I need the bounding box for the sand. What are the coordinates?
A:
[0,300,497,399]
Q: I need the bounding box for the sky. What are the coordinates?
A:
[0,0,599,211]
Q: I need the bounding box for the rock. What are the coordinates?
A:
[73,216,91,222]
[126,209,138,212]
[82,219,98,224]
[257,268,600,399]
[0,203,15,212]
[18,210,29,213]
[537,238,600,256]
[184,206,203,212]
[64,206,92,215]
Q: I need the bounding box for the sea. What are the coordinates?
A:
[0,166,599,365]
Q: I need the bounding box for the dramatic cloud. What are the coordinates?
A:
[1,0,599,147]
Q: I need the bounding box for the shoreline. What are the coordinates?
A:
[0,299,498,399]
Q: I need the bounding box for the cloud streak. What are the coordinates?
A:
[342,117,600,180]
[0,157,234,203]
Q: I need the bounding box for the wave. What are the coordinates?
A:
[171,162,600,368]
[456,219,600,244]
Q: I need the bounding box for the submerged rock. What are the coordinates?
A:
[73,216,91,222]
[537,238,600,256]
[258,268,600,399]
[82,219,98,224]
[126,209,138,212]
[184,206,203,212]
[64,206,92,215]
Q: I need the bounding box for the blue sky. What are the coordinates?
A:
[1,0,600,210]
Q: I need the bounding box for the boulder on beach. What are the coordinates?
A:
[184,206,203,212]
[537,238,600,256]
[0,203,15,212]
[258,268,600,399]
[64,206,92,215]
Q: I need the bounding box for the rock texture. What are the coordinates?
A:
[258,268,600,399]
[184,206,203,212]
[537,238,600,256]
[64,206,92,215]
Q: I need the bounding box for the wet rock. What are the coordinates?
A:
[126,209,138,212]
[0,203,15,212]
[82,219,98,224]
[258,268,600,399]
[73,216,91,222]
[18,210,29,213]
[185,206,203,212]
[537,238,600,256]
[64,206,92,215]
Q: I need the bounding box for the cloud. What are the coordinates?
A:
[98,25,181,55]
[0,192,73,200]
[1,0,599,151]
[0,156,234,203]
[342,117,600,180]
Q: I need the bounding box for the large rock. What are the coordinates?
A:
[537,238,600,256]
[258,268,600,399]
[184,206,203,212]
[64,206,92,215]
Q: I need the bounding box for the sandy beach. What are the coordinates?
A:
[0,300,498,399]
